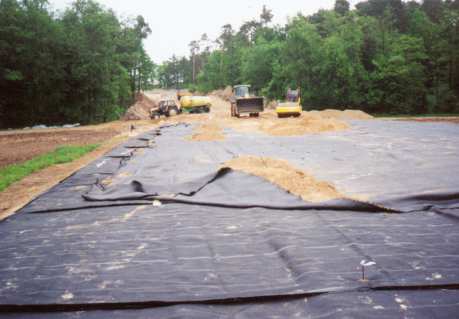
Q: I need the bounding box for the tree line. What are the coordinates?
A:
[0,0,155,128]
[159,0,459,115]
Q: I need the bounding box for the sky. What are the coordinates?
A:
[48,0,360,64]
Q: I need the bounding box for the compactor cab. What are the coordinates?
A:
[287,89,300,103]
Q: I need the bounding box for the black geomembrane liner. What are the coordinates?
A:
[1,119,459,318]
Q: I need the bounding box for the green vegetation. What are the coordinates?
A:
[0,0,155,128]
[1,0,458,126]
[0,144,99,192]
[159,1,459,115]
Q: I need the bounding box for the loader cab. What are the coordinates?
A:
[234,85,251,98]
[231,84,264,118]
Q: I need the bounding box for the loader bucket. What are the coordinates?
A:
[236,97,264,114]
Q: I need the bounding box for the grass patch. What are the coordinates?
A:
[0,144,99,192]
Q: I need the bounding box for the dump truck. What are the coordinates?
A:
[276,88,302,118]
[150,100,181,119]
[230,85,264,118]
[180,96,211,113]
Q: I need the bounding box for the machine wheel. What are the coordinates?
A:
[203,106,210,113]
[249,113,259,118]
[168,106,179,116]
[293,113,301,118]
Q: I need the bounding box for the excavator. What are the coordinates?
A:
[276,88,302,118]
[230,85,264,117]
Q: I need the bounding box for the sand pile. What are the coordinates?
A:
[309,109,373,120]
[187,122,224,141]
[224,156,343,202]
[136,94,371,137]
[123,90,179,121]
[202,97,352,136]
[260,112,349,136]
[214,109,349,136]
[266,100,279,109]
[123,93,157,121]
[211,86,233,101]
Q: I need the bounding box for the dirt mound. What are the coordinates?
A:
[309,109,373,120]
[187,123,224,141]
[224,156,343,202]
[211,86,233,101]
[200,97,353,136]
[123,93,156,121]
[260,112,349,136]
[266,100,279,109]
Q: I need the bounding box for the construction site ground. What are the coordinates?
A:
[1,92,458,221]
[2,90,459,317]
[2,89,457,169]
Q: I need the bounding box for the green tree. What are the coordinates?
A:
[335,0,350,15]
[282,17,322,105]
[317,17,369,107]
[368,35,427,113]
[260,5,274,26]
[157,0,459,115]
[0,0,154,128]
[422,0,444,22]
[241,38,282,95]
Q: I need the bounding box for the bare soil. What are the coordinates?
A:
[0,130,115,167]
[258,112,349,136]
[184,96,371,141]
[0,121,153,168]
[309,109,373,120]
[0,121,156,220]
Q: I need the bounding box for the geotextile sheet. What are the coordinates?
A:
[1,120,459,318]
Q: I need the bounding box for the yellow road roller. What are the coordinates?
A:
[180,96,212,113]
[276,88,302,118]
